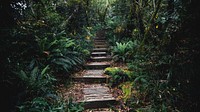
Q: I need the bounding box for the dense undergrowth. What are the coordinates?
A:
[1,0,200,112]
[0,0,97,111]
[104,0,200,111]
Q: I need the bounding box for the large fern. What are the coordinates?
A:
[35,33,86,74]
[17,66,56,94]
[112,41,133,62]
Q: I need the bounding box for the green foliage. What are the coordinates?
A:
[1,0,200,111]
[18,96,66,112]
[18,66,56,94]
[0,0,93,111]
[120,82,133,102]
[17,65,67,112]
[104,67,133,86]
[112,41,133,62]
[103,0,200,111]
[67,98,84,112]
[47,37,85,73]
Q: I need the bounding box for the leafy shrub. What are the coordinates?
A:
[17,65,67,112]
[17,66,56,96]
[111,41,134,62]
[104,67,133,86]
[46,36,85,74]
[18,96,66,112]
[119,82,134,102]
[67,98,84,112]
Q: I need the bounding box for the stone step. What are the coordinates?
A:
[77,84,118,109]
[91,52,107,57]
[90,56,112,62]
[85,62,111,69]
[94,45,108,48]
[93,48,109,52]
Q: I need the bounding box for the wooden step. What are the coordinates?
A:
[93,48,109,52]
[94,45,108,48]
[90,56,112,62]
[82,98,117,109]
[72,76,110,83]
[72,70,110,83]
[85,108,114,112]
[77,84,118,109]
[91,52,107,57]
[94,42,107,45]
[94,40,106,43]
[85,62,111,69]
[94,38,106,40]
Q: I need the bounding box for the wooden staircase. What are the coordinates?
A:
[72,36,118,110]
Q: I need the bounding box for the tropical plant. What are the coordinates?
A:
[112,41,133,62]
[17,66,55,94]
[0,0,93,111]
[18,96,66,112]
[120,82,133,102]
[67,98,84,112]
[103,0,200,111]
[105,67,133,87]
[45,36,85,74]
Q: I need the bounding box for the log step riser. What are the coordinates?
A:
[85,65,110,70]
[72,77,109,83]
[80,100,118,109]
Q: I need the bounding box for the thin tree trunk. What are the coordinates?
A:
[138,0,162,50]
